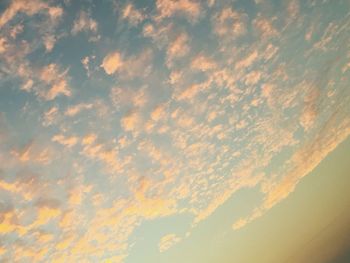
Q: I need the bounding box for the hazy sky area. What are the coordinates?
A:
[0,0,349,262]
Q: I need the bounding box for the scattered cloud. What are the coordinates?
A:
[38,63,72,100]
[121,4,146,26]
[191,54,216,72]
[101,48,153,79]
[0,1,349,262]
[71,10,98,35]
[65,103,94,117]
[120,111,142,133]
[101,51,123,75]
[155,0,202,22]
[159,234,181,252]
[0,0,49,28]
[212,7,248,38]
[52,134,79,148]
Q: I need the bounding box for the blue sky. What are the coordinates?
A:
[0,0,349,262]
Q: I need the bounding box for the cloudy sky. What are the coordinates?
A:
[0,0,349,262]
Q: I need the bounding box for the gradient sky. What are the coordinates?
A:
[0,0,349,262]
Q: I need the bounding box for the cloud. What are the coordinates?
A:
[137,139,165,163]
[31,203,61,228]
[9,23,23,38]
[71,10,98,35]
[173,109,195,128]
[34,231,54,244]
[244,70,262,86]
[265,117,350,209]
[80,139,125,174]
[101,49,153,78]
[68,184,92,206]
[101,51,123,75]
[45,79,71,100]
[175,84,201,101]
[0,1,349,261]
[0,206,17,234]
[0,246,6,257]
[110,87,131,109]
[232,114,350,230]
[0,0,49,28]
[43,34,56,52]
[193,165,263,224]
[166,32,190,66]
[212,7,248,38]
[232,218,248,230]
[232,207,262,230]
[120,111,142,133]
[191,55,216,72]
[299,86,320,131]
[0,170,48,202]
[42,106,59,126]
[52,134,79,148]
[0,0,64,55]
[39,63,72,100]
[253,16,278,38]
[55,234,75,251]
[287,0,300,20]
[11,141,53,165]
[142,22,173,48]
[159,234,181,252]
[235,50,259,70]
[40,63,61,83]
[151,104,168,122]
[0,37,8,53]
[65,103,94,117]
[48,6,63,20]
[122,49,153,79]
[81,55,96,77]
[82,134,97,146]
[155,0,201,22]
[104,255,126,263]
[121,3,146,26]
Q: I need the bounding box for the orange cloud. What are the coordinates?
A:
[39,64,72,100]
[65,103,94,117]
[244,70,262,85]
[101,49,152,78]
[0,0,49,28]
[0,210,17,234]
[232,117,350,231]
[175,84,201,101]
[213,7,248,37]
[120,111,141,133]
[253,16,278,38]
[71,11,98,35]
[46,79,71,100]
[52,134,79,148]
[151,104,167,122]
[101,51,123,75]
[156,0,201,22]
[235,50,259,70]
[122,4,146,26]
[82,133,97,146]
[166,32,190,66]
[191,55,216,72]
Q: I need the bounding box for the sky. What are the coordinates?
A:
[0,0,349,262]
